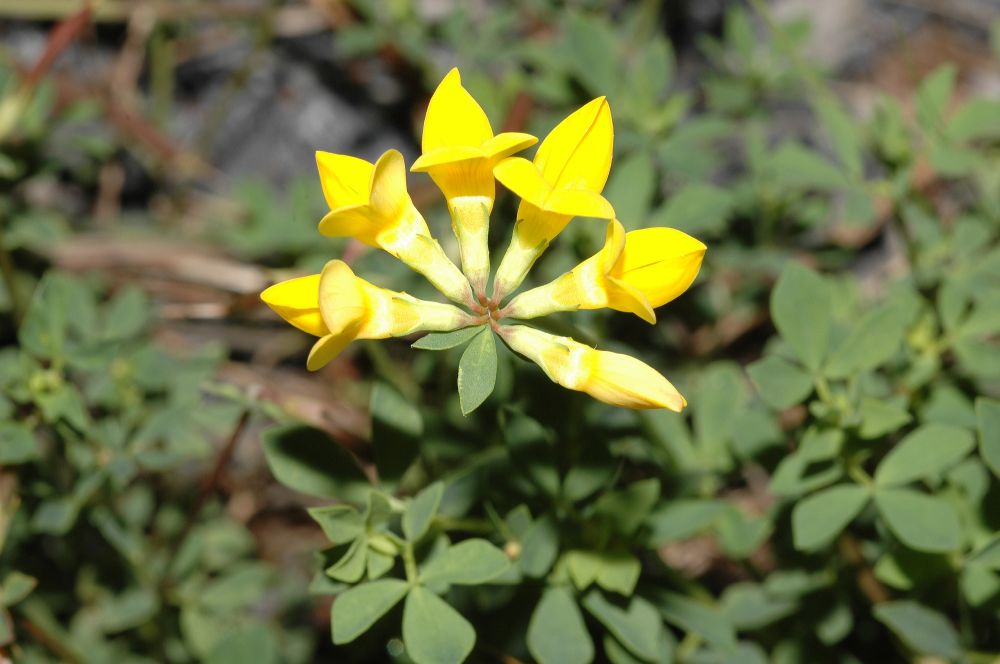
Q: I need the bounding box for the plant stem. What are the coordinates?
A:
[435,516,495,534]
[161,406,252,583]
[0,220,24,328]
[403,542,418,584]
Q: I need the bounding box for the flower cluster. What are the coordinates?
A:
[261,69,706,411]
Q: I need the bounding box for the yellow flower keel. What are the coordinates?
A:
[500,325,686,411]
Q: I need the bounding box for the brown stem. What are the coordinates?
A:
[0,221,24,328]
[838,532,891,604]
[161,406,252,581]
[17,615,83,664]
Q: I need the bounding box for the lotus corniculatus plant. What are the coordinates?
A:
[261,68,706,412]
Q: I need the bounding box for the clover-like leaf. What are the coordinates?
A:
[457,326,497,415]
[331,579,409,644]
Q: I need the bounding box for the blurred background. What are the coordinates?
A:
[2,0,1000,662]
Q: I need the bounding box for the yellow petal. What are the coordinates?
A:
[368,149,411,222]
[494,157,552,209]
[316,152,373,210]
[544,187,615,218]
[318,260,370,336]
[483,132,537,160]
[606,276,656,324]
[586,349,685,411]
[422,68,493,153]
[411,145,485,172]
[533,97,613,192]
[502,325,684,410]
[317,205,380,246]
[306,332,354,371]
[612,228,707,308]
[599,219,626,270]
[260,274,327,336]
[418,153,495,202]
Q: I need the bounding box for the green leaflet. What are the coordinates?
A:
[457,326,498,415]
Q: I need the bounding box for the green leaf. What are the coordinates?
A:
[645,500,727,544]
[968,533,1000,569]
[457,327,497,415]
[631,34,675,105]
[874,549,952,591]
[946,98,1000,141]
[770,142,849,190]
[582,591,663,662]
[605,151,656,226]
[0,572,37,607]
[326,539,368,583]
[771,262,831,371]
[565,550,602,591]
[261,424,370,502]
[367,549,395,580]
[198,564,272,611]
[960,565,1000,606]
[746,355,813,409]
[976,397,1000,478]
[593,552,641,596]
[812,96,863,177]
[915,65,956,130]
[564,12,618,96]
[875,488,962,552]
[371,381,423,437]
[18,273,72,360]
[652,591,737,652]
[331,579,409,644]
[371,381,423,488]
[603,631,674,664]
[420,539,509,586]
[592,478,660,536]
[403,586,476,664]
[528,586,594,664]
[103,285,151,340]
[403,482,444,542]
[206,623,279,664]
[308,505,363,545]
[824,303,913,377]
[816,602,853,645]
[650,183,733,236]
[0,422,37,464]
[859,398,912,439]
[874,424,974,487]
[412,326,483,350]
[719,582,797,631]
[873,601,961,660]
[791,484,870,551]
[36,385,90,430]
[715,508,772,560]
[519,514,559,578]
[562,439,616,501]
[692,362,746,470]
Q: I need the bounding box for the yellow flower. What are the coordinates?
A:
[412,68,536,204]
[504,219,706,323]
[492,97,616,301]
[261,69,708,412]
[316,148,473,306]
[261,260,473,371]
[499,325,686,411]
[411,69,536,297]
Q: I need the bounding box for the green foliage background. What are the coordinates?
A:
[2,1,1000,663]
